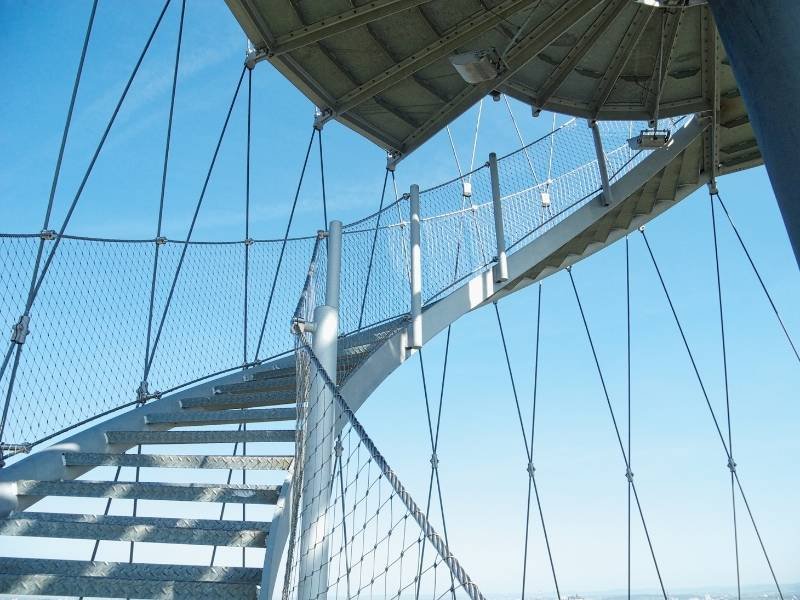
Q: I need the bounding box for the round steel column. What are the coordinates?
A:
[708,0,800,265]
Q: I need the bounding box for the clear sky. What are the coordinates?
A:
[1,1,798,597]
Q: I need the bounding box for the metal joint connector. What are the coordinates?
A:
[244,238,255,246]
[727,456,737,473]
[135,381,159,404]
[708,179,719,196]
[625,467,634,482]
[430,453,439,469]
[335,439,344,457]
[387,150,402,171]
[11,315,30,345]
[244,46,267,70]
[314,108,333,131]
[316,230,328,240]
[155,236,167,245]
[527,462,535,478]
[39,229,57,241]
[291,317,316,335]
[1,442,32,456]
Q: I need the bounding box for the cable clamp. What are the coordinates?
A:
[39,229,57,241]
[708,179,719,196]
[11,315,30,345]
[244,237,255,246]
[727,456,737,473]
[135,381,160,404]
[155,236,167,245]
[244,45,267,70]
[625,467,634,482]
[430,452,439,469]
[527,461,535,478]
[291,317,316,335]
[314,107,333,131]
[317,230,328,240]
[334,439,343,457]
[638,225,646,233]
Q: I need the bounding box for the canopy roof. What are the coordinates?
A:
[226,0,752,166]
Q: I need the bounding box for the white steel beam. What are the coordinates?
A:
[533,0,627,111]
[332,0,536,116]
[268,0,434,57]
[590,4,655,118]
[590,121,614,206]
[398,0,603,158]
[489,153,509,282]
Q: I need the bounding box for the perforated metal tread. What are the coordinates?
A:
[0,511,270,547]
[62,452,293,470]
[0,557,260,599]
[214,376,295,395]
[146,407,297,426]
[16,479,281,504]
[105,429,295,445]
[180,390,295,409]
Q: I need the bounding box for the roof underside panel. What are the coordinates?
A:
[226,0,760,171]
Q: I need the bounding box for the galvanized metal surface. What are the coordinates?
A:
[105,429,295,445]
[62,452,293,470]
[16,479,282,504]
[180,390,295,410]
[0,558,260,599]
[145,406,297,425]
[0,511,270,547]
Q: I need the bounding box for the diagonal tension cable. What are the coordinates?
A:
[143,65,247,383]
[520,283,544,600]
[567,266,668,600]
[1,0,171,451]
[713,193,799,364]
[143,0,186,382]
[710,194,742,600]
[639,229,784,600]
[252,127,317,362]
[494,300,561,600]
[357,168,391,331]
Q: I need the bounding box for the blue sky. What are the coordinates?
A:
[1,0,798,596]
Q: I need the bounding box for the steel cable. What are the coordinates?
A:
[567,266,668,600]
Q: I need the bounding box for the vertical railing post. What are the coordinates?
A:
[489,152,509,283]
[297,220,341,600]
[589,120,613,206]
[409,184,422,350]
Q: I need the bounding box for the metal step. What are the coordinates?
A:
[0,511,269,547]
[63,452,293,470]
[214,376,295,395]
[180,390,294,410]
[146,407,297,426]
[0,557,260,599]
[106,429,295,445]
[16,480,281,504]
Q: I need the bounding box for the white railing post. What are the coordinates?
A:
[297,219,341,600]
[489,152,509,283]
[408,184,422,350]
[589,120,613,206]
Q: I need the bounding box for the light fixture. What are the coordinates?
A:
[628,129,671,150]
[449,50,498,84]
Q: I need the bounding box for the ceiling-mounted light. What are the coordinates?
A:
[449,50,498,84]
[628,129,671,150]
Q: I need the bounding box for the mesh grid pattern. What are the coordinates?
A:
[1,118,684,446]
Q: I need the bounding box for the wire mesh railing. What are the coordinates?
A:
[0,118,685,452]
[282,313,486,600]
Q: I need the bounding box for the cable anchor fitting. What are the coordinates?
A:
[39,229,57,240]
[136,381,159,405]
[11,315,30,345]
[727,456,737,473]
[244,45,267,70]
[291,317,316,335]
[314,107,333,131]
